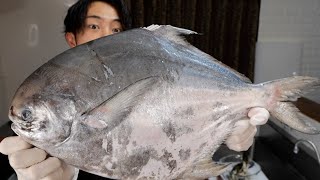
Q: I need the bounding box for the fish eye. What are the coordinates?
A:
[21,109,32,121]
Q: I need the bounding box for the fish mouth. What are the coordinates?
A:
[10,117,35,133]
[11,123,37,144]
[9,111,40,134]
[11,123,22,135]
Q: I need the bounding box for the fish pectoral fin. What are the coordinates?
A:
[82,77,158,129]
[83,118,108,129]
[182,160,233,179]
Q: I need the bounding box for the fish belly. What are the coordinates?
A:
[100,82,249,179]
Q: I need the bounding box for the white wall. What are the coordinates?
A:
[257,0,320,159]
[257,0,320,102]
[0,0,71,126]
[0,56,6,126]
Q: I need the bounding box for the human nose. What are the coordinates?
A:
[100,28,113,37]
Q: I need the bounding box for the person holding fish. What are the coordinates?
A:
[0,0,270,179]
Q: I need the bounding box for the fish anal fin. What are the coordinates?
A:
[82,77,158,130]
[182,159,232,179]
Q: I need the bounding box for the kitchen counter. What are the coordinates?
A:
[213,122,320,180]
[255,122,320,180]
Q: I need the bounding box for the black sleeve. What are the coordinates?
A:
[77,170,116,180]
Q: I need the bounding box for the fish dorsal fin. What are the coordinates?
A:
[82,77,158,129]
[143,24,198,46]
[144,25,252,83]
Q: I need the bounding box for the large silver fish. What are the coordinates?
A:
[8,25,319,179]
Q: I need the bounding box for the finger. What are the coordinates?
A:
[40,167,63,180]
[44,162,77,180]
[226,126,253,145]
[248,107,270,126]
[226,125,257,150]
[25,157,62,180]
[236,125,257,143]
[60,162,78,180]
[228,134,255,151]
[9,147,47,169]
[232,120,250,135]
[0,136,33,155]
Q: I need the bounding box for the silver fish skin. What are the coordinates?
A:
[8,25,320,179]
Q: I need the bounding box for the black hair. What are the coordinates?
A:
[64,0,132,34]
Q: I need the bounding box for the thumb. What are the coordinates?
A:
[248,107,270,126]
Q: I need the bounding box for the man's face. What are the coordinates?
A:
[66,1,123,47]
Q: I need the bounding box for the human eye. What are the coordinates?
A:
[88,24,100,30]
[112,28,122,34]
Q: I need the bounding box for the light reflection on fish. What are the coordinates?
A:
[8,25,320,179]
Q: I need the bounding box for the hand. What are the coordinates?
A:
[225,107,270,151]
[0,136,78,180]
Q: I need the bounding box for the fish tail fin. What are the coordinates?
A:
[261,76,320,134]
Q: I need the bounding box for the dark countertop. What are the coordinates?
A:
[213,121,320,180]
[254,123,320,180]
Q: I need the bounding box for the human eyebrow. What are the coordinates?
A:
[86,15,121,22]
[86,15,102,20]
